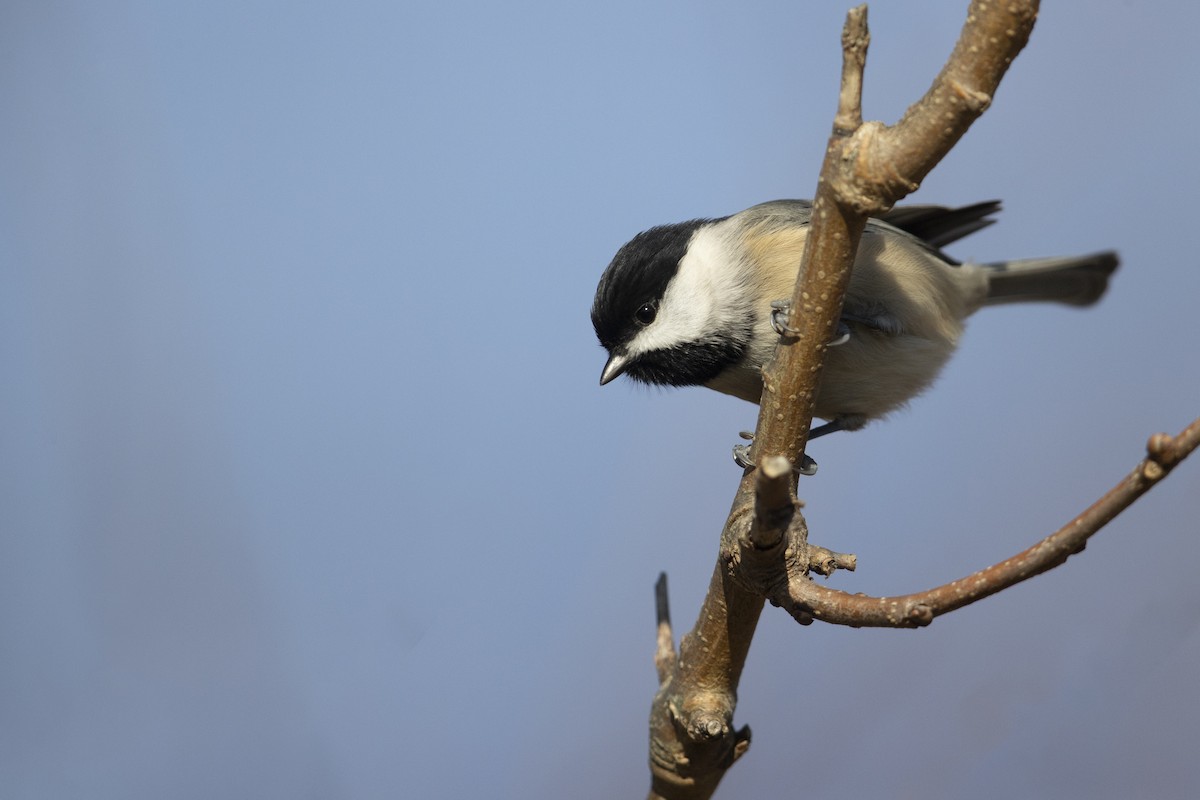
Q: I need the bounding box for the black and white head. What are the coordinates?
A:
[590,216,756,390]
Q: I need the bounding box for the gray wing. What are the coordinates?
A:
[878,201,1001,248]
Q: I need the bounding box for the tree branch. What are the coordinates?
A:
[780,418,1200,627]
[641,2,1185,797]
[749,5,872,474]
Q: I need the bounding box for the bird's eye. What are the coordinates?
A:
[635,302,657,325]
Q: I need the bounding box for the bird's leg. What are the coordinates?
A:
[808,415,867,440]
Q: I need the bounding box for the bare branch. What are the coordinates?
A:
[884,0,1038,192]
[750,5,874,474]
[780,417,1200,627]
[834,5,868,135]
[646,8,905,796]
[637,3,1195,797]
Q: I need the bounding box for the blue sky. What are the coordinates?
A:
[2,2,1198,798]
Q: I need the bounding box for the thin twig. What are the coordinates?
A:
[654,573,675,683]
[781,418,1200,627]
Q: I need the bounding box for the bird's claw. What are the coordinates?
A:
[771,300,852,346]
[733,433,818,475]
[733,442,754,469]
[829,321,851,346]
[770,300,802,337]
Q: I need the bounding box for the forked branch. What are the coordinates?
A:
[644,3,1193,798]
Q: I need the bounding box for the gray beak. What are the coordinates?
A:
[599,352,630,385]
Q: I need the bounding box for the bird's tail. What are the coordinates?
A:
[983,251,1119,307]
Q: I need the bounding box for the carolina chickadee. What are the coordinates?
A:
[591,200,1117,439]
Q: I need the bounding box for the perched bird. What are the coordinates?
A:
[591,199,1117,442]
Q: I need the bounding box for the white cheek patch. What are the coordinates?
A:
[625,224,750,357]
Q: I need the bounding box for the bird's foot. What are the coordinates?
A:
[770,301,851,346]
[733,431,818,476]
[770,301,802,337]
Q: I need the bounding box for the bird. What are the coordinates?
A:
[591,199,1117,447]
